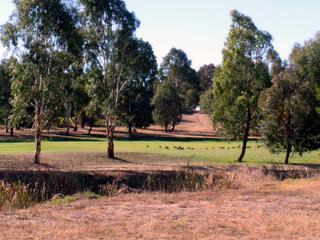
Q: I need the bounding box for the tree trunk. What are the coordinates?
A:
[165,124,168,132]
[88,125,93,135]
[73,112,80,132]
[171,122,175,131]
[88,118,94,135]
[4,118,8,133]
[285,143,292,165]
[10,127,13,136]
[107,116,115,159]
[65,103,71,135]
[81,115,86,129]
[237,108,252,162]
[33,102,42,164]
[128,122,132,137]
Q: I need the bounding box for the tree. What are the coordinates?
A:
[62,63,88,135]
[259,68,320,164]
[152,81,182,131]
[199,88,214,115]
[159,48,198,111]
[197,64,215,93]
[117,39,157,137]
[290,33,320,102]
[1,0,82,163]
[81,0,139,158]
[0,60,11,134]
[212,10,272,162]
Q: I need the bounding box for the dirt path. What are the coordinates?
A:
[133,111,216,138]
[1,178,320,240]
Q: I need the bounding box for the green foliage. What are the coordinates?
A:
[0,60,11,124]
[199,88,214,115]
[290,33,320,102]
[82,0,139,116]
[159,48,198,111]
[152,81,182,131]
[197,64,215,93]
[50,195,77,205]
[117,39,157,133]
[213,10,272,139]
[259,69,320,163]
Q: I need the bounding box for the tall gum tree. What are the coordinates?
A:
[0,0,82,164]
[158,48,198,111]
[212,10,272,162]
[117,39,157,137]
[81,0,139,158]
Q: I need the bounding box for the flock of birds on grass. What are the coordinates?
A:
[145,144,263,151]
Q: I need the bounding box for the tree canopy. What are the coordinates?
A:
[260,68,320,164]
[159,48,198,111]
[152,81,182,132]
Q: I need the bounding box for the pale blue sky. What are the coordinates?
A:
[1,0,320,69]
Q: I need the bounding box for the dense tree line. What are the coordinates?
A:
[0,0,207,163]
[0,2,319,164]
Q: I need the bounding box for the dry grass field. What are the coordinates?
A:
[1,176,320,240]
[1,112,320,239]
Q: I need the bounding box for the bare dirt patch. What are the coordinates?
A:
[1,177,320,240]
[0,111,217,141]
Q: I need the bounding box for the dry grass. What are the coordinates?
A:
[0,152,193,171]
[1,171,320,239]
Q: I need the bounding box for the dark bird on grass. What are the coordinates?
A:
[165,146,169,150]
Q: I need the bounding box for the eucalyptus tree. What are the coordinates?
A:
[117,39,157,136]
[259,68,320,164]
[0,60,11,133]
[62,63,87,135]
[1,0,82,163]
[80,0,139,158]
[159,48,198,111]
[197,64,215,93]
[212,10,272,162]
[152,81,182,132]
[290,33,320,101]
[199,88,214,115]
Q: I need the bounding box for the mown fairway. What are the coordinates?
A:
[0,140,319,164]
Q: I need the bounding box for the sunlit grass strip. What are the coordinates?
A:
[0,140,319,164]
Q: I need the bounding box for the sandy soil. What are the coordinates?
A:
[1,177,320,240]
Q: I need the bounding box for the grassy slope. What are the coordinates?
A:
[0,139,319,164]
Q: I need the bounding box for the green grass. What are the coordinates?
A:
[0,139,319,165]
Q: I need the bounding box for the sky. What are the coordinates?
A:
[1,0,320,70]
